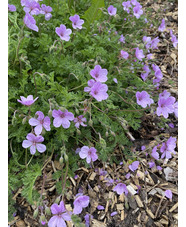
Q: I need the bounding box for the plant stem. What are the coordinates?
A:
[62,161,69,194]
[25,148,27,168]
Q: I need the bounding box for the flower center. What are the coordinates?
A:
[60,113,65,118]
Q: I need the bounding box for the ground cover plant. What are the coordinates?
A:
[8,0,178,226]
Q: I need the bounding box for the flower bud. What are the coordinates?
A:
[33,207,39,218]
[45,206,51,216]
[75,108,79,115]
[59,106,66,112]
[114,14,120,20]
[105,131,109,137]
[59,156,64,165]
[64,153,68,162]
[48,109,52,118]
[110,131,116,137]
[88,119,93,127]
[60,146,66,156]
[22,117,27,125]
[55,196,61,204]
[40,214,46,225]
[77,129,81,135]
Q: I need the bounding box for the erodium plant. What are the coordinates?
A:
[8,0,178,225]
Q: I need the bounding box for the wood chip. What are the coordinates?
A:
[146,208,155,219]
[16,220,25,227]
[169,202,178,212]
[92,219,106,227]
[135,195,144,207]
[89,172,97,181]
[116,203,124,211]
[119,193,125,202]
[121,210,125,221]
[127,185,137,195]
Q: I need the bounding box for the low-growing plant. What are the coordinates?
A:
[8,0,178,225]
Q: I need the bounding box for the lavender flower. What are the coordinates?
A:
[90,65,108,82]
[171,35,178,48]
[17,95,38,106]
[156,96,175,118]
[69,14,84,29]
[119,34,125,43]
[79,146,98,164]
[125,173,131,179]
[113,183,128,195]
[56,24,72,41]
[159,90,171,99]
[113,78,118,84]
[151,146,159,160]
[168,123,174,128]
[8,4,16,12]
[131,0,137,5]
[148,161,155,168]
[136,91,154,108]
[133,3,143,19]
[52,109,74,128]
[84,214,93,227]
[22,133,46,155]
[23,1,41,15]
[111,211,118,216]
[107,5,117,16]
[89,82,109,102]
[73,194,89,214]
[40,4,52,21]
[147,53,153,59]
[120,50,129,59]
[160,137,176,159]
[97,205,104,210]
[74,115,87,128]
[141,145,146,151]
[135,47,145,61]
[48,201,71,227]
[129,161,139,172]
[158,18,166,32]
[122,1,131,13]
[165,190,172,199]
[151,37,160,49]
[174,101,178,118]
[143,36,151,49]
[29,111,51,135]
[24,13,39,32]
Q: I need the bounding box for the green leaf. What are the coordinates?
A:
[83,0,105,30]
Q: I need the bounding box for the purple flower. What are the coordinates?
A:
[122,1,131,13]
[129,161,139,172]
[89,82,109,102]
[56,24,72,41]
[125,173,131,179]
[52,109,74,128]
[159,90,171,99]
[160,137,176,159]
[22,133,46,155]
[119,34,125,43]
[24,13,39,32]
[151,146,159,160]
[147,53,153,59]
[152,64,163,83]
[158,18,166,32]
[113,183,128,195]
[69,14,84,29]
[108,5,117,16]
[136,91,154,108]
[48,201,71,227]
[97,205,104,210]
[171,35,178,48]
[148,161,155,168]
[29,111,51,135]
[73,195,89,214]
[165,190,172,199]
[17,95,38,106]
[84,79,96,92]
[135,47,145,61]
[111,211,118,216]
[141,145,146,151]
[79,146,98,164]
[151,37,160,49]
[113,78,118,84]
[141,73,148,81]
[143,36,151,49]
[156,96,175,118]
[23,1,41,15]
[169,123,174,128]
[84,214,93,227]
[133,3,143,19]
[90,65,108,82]
[173,101,178,118]
[40,4,52,21]
[120,50,129,59]
[8,4,16,12]
[74,115,87,128]
[157,166,162,171]
[131,0,137,5]
[143,65,151,74]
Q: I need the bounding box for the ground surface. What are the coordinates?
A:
[9,0,178,226]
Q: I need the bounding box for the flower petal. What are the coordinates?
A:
[30,145,36,155]
[53,117,63,128]
[34,124,43,135]
[22,140,32,148]
[36,144,46,153]
[29,118,40,126]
